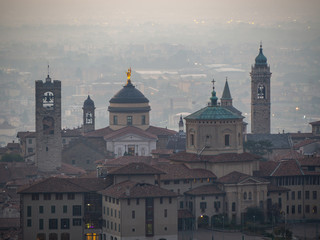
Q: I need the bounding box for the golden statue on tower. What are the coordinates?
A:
[126,68,132,85]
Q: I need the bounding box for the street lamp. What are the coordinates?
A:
[253,215,256,240]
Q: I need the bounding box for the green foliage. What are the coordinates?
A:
[1,153,24,162]
[244,140,273,156]
[274,225,293,240]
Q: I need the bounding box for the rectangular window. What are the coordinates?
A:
[39,219,43,230]
[180,201,184,209]
[291,191,295,200]
[27,206,32,217]
[115,210,117,218]
[298,191,301,200]
[298,205,302,214]
[28,139,32,144]
[190,134,194,146]
[73,205,81,216]
[164,209,167,218]
[286,205,289,214]
[174,180,180,184]
[107,207,109,216]
[127,116,132,125]
[111,208,113,217]
[44,193,51,200]
[49,219,58,229]
[292,205,295,214]
[27,219,32,227]
[39,206,43,214]
[127,199,130,206]
[169,197,172,204]
[51,205,55,213]
[73,218,81,226]
[200,202,207,210]
[132,210,135,219]
[113,115,118,125]
[27,148,33,153]
[67,193,75,200]
[63,205,67,213]
[55,193,63,200]
[111,221,113,230]
[225,134,230,146]
[32,193,39,200]
[61,218,70,229]
[164,180,170,185]
[306,191,310,200]
[136,198,140,205]
[141,115,146,125]
[313,191,317,200]
[232,202,236,212]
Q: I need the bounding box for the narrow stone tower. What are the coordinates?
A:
[251,43,272,134]
[221,77,232,107]
[35,73,62,172]
[178,115,184,133]
[82,95,95,133]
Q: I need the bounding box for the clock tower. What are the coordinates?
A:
[82,95,95,133]
[251,43,272,134]
[35,73,62,172]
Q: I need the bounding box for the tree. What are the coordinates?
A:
[244,140,273,157]
[245,207,264,224]
[1,153,24,162]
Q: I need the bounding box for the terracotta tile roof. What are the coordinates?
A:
[169,151,261,163]
[293,139,318,149]
[270,160,304,177]
[257,161,279,177]
[185,184,224,196]
[18,176,112,193]
[154,163,216,180]
[108,162,165,175]
[146,125,177,136]
[272,149,304,162]
[0,218,20,228]
[17,131,35,139]
[310,120,320,126]
[84,126,113,137]
[218,171,269,184]
[99,180,178,199]
[104,126,157,140]
[102,156,170,167]
[60,163,86,175]
[290,132,314,139]
[151,149,174,155]
[6,143,20,149]
[178,209,194,218]
[0,162,37,184]
[267,184,290,192]
[298,157,320,166]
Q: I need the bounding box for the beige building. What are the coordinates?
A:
[100,180,178,240]
[18,177,112,240]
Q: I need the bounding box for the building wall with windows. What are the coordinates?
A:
[21,192,84,240]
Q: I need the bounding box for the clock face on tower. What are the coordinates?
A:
[43,91,54,109]
[86,112,93,124]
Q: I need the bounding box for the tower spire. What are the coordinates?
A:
[46,65,51,83]
[210,78,218,106]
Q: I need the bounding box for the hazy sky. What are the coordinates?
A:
[1,0,319,26]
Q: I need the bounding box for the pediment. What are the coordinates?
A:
[239,177,263,185]
[113,133,154,142]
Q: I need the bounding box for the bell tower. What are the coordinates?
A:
[251,43,272,134]
[35,71,62,172]
[82,95,95,133]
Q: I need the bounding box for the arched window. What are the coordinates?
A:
[49,233,58,240]
[85,112,93,124]
[225,134,230,146]
[257,85,265,99]
[61,233,70,240]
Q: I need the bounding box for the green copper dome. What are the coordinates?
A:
[185,105,243,120]
[255,44,267,67]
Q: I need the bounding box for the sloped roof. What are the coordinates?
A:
[18,177,112,193]
[154,163,216,180]
[218,171,268,184]
[257,161,279,177]
[170,151,260,163]
[298,157,320,166]
[267,184,289,192]
[61,128,82,137]
[293,139,318,149]
[104,126,157,140]
[100,180,177,199]
[60,163,86,175]
[109,82,149,104]
[84,126,113,137]
[270,160,304,177]
[146,125,177,136]
[108,162,165,175]
[310,120,320,126]
[16,131,36,139]
[185,184,224,196]
[246,133,292,149]
[185,105,243,120]
[221,80,232,99]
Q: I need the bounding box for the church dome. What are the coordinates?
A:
[255,44,267,66]
[109,82,149,104]
[84,95,95,108]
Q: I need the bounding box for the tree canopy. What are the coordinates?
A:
[0,153,24,162]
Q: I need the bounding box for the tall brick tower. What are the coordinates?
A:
[251,43,272,134]
[82,95,95,133]
[35,72,62,171]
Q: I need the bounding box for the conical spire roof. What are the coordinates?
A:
[84,95,95,108]
[221,78,232,100]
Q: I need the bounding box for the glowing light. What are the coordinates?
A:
[296,107,299,111]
